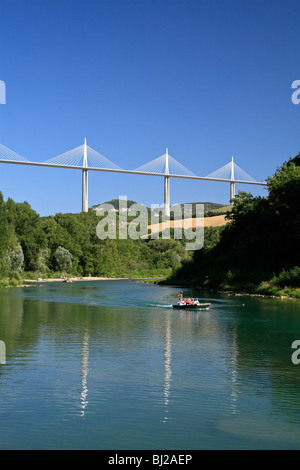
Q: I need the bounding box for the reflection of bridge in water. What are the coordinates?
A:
[0,340,5,364]
[0,294,240,422]
[0,140,266,215]
[77,307,239,421]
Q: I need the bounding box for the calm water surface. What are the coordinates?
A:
[0,280,300,449]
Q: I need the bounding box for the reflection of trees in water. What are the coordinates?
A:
[222,301,300,423]
[0,293,165,376]
[0,295,26,357]
[1,289,300,425]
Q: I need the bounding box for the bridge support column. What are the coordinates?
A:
[230,156,235,205]
[82,138,88,212]
[230,181,235,205]
[164,148,170,217]
[164,176,170,217]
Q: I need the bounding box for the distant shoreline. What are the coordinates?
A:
[23,277,130,283]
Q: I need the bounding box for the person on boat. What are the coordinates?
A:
[177,292,186,306]
[186,298,192,305]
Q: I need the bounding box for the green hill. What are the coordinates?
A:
[90,199,143,211]
[90,200,231,217]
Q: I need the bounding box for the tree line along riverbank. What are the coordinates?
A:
[0,189,229,286]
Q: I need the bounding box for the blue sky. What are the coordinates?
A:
[0,0,299,216]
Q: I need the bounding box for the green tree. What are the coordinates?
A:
[35,248,50,273]
[7,200,47,271]
[5,244,24,276]
[0,193,18,277]
[53,246,73,272]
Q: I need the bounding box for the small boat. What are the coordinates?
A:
[173,302,211,309]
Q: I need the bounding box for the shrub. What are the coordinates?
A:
[271,267,300,288]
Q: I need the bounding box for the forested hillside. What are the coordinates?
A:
[0,190,227,284]
[165,154,300,297]
[0,198,193,281]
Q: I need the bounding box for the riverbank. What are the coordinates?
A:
[158,278,300,300]
[0,275,163,288]
[0,271,169,288]
[24,276,129,282]
[0,276,130,288]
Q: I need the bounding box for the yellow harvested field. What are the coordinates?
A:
[147,214,229,235]
[204,214,229,227]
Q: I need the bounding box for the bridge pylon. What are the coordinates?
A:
[82,138,88,212]
[230,156,235,205]
[164,148,170,217]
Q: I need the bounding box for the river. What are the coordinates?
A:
[0,280,299,450]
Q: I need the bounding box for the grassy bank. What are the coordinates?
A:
[0,278,23,288]
[159,267,300,299]
[0,269,172,288]
[21,267,172,281]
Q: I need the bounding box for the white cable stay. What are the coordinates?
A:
[43,144,122,170]
[0,143,30,162]
[134,152,196,176]
[206,160,257,182]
